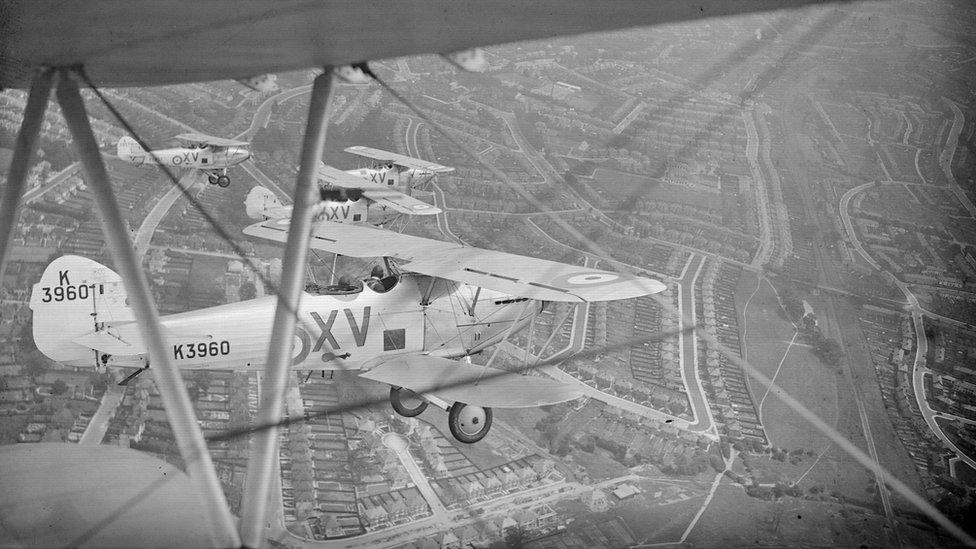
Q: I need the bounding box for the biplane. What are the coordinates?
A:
[30,233,664,442]
[245,149,444,224]
[116,132,251,187]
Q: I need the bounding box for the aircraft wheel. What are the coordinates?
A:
[217,175,231,188]
[390,386,428,417]
[207,175,218,185]
[448,402,492,444]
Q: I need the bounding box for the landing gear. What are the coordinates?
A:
[390,386,428,417]
[207,173,231,187]
[448,402,492,444]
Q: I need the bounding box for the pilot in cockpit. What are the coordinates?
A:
[366,265,398,293]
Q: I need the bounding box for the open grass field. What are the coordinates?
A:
[735,272,840,452]
[688,481,947,547]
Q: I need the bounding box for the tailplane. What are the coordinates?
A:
[29,255,134,365]
[244,186,290,220]
[116,136,144,161]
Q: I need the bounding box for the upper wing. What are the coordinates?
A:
[174,133,249,147]
[243,219,666,302]
[344,146,454,173]
[316,164,381,189]
[3,0,849,89]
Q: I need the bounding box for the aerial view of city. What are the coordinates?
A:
[1,1,975,547]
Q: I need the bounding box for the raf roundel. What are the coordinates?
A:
[564,272,620,285]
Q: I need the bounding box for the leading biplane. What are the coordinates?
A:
[116,132,251,187]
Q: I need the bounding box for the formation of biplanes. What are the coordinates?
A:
[1,1,971,547]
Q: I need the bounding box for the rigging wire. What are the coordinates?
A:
[76,68,322,336]
[359,62,975,546]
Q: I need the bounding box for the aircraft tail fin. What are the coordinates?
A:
[116,135,144,160]
[29,255,135,365]
[245,186,289,220]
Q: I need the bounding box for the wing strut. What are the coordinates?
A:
[238,68,338,548]
[55,69,240,547]
[0,68,53,286]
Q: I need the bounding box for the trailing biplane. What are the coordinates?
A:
[116,132,251,187]
[245,149,445,224]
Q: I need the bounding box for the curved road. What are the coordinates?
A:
[840,180,976,473]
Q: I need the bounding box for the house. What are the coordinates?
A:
[583,488,611,512]
[612,484,640,500]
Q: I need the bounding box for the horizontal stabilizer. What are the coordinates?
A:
[360,355,582,408]
[72,327,146,357]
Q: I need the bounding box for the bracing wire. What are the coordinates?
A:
[358,62,975,546]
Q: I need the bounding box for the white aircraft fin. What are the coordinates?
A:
[29,255,135,364]
[245,186,291,220]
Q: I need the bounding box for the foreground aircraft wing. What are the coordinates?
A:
[3,0,850,89]
[317,164,441,215]
[244,218,666,302]
[174,133,249,147]
[360,355,582,407]
[344,146,454,173]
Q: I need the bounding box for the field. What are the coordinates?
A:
[735,272,839,452]
[688,481,948,547]
[590,167,723,209]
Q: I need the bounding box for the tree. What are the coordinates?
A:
[51,379,68,396]
[239,281,257,301]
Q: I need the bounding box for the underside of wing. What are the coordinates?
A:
[1,0,841,88]
[243,219,666,302]
[317,164,378,189]
[174,133,249,147]
[361,189,441,215]
[360,355,582,408]
[344,146,454,173]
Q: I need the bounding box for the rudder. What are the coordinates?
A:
[29,255,134,365]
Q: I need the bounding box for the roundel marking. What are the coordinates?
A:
[565,273,620,285]
[412,204,430,210]
[274,218,291,227]
[292,327,311,366]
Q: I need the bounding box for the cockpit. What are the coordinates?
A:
[304,267,398,296]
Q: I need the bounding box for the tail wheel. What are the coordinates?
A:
[448,402,492,443]
[216,175,231,187]
[390,386,428,417]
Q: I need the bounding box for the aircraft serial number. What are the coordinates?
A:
[40,284,97,302]
[173,341,231,360]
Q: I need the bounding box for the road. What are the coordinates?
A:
[840,178,976,473]
[939,98,976,217]
[23,162,82,204]
[134,171,201,258]
[382,433,449,521]
[235,84,313,141]
[743,112,775,268]
[676,255,714,433]
[78,383,125,445]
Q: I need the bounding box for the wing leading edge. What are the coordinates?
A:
[243,218,667,302]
